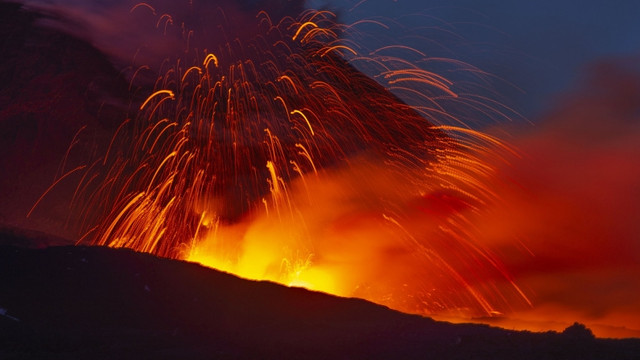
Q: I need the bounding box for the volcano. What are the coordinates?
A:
[2,0,640,353]
[0,0,531,319]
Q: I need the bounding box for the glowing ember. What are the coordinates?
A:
[65,2,530,318]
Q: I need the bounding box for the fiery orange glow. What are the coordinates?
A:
[470,62,640,338]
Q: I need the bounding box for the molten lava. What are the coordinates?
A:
[59,1,531,320]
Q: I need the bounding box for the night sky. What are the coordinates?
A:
[312,0,640,119]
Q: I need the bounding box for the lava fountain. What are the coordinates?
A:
[44,0,531,318]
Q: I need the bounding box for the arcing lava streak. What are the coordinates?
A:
[54,1,531,318]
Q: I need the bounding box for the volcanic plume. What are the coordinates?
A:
[5,0,531,320]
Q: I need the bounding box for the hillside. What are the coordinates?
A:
[1,238,638,359]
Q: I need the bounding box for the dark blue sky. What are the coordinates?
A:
[309,0,640,120]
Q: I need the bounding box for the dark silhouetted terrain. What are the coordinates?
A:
[1,234,639,359]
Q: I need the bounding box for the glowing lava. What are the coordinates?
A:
[66,2,530,319]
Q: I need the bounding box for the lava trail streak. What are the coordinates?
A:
[54,0,530,318]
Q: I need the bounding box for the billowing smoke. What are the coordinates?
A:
[475,58,640,337]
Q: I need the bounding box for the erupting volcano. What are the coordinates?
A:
[36,0,530,319]
[2,0,640,354]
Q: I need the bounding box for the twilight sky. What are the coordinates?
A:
[310,0,640,119]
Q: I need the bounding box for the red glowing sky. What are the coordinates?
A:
[472,60,640,337]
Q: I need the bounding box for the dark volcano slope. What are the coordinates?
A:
[0,1,131,239]
[0,242,639,359]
